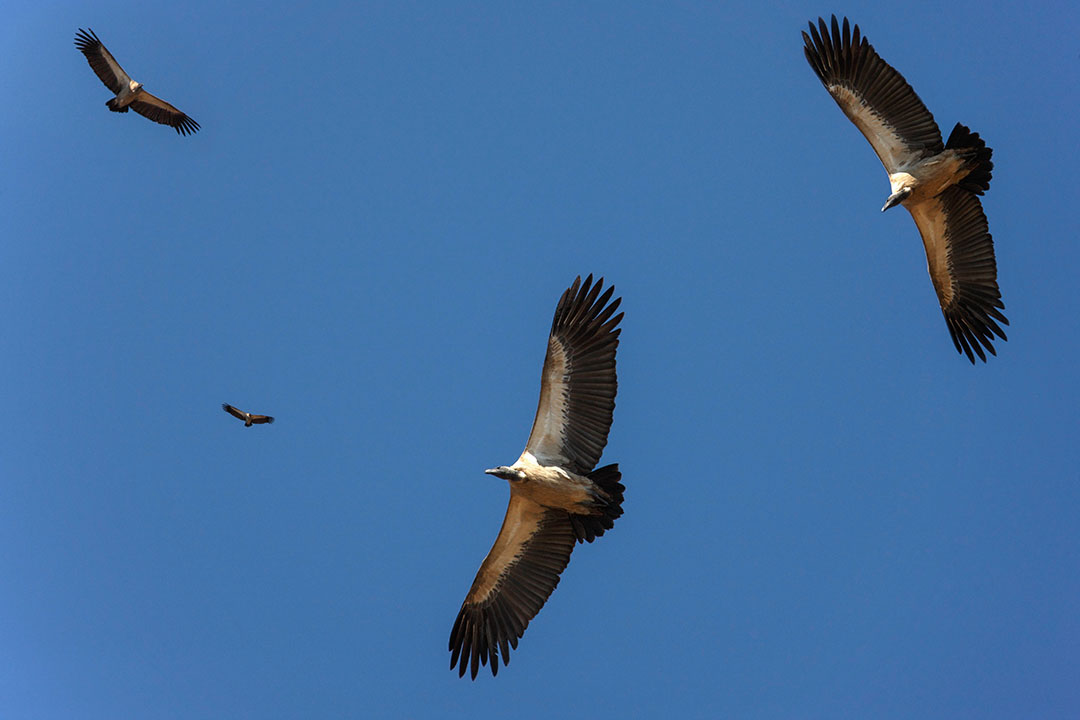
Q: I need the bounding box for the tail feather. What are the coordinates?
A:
[105,98,128,113]
[946,122,993,195]
[569,464,624,544]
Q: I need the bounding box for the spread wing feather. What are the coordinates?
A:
[449,495,575,679]
[803,15,943,172]
[74,29,129,95]
[222,404,274,424]
[908,187,1008,363]
[74,28,199,136]
[129,93,201,136]
[524,275,622,474]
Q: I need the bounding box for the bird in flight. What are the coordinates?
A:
[74,28,200,136]
[803,15,1008,363]
[222,404,274,427]
[449,275,625,679]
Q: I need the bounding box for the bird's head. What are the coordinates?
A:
[129,80,142,92]
[485,466,526,482]
[881,187,912,212]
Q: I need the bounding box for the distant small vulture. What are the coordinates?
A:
[803,16,1008,362]
[222,404,274,427]
[449,275,625,679]
[74,28,200,136]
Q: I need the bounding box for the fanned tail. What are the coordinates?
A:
[946,123,993,195]
[569,464,624,543]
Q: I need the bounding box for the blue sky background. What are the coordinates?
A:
[3,1,1078,717]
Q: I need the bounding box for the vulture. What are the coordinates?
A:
[222,404,274,427]
[803,16,1008,363]
[449,275,625,679]
[74,28,200,136]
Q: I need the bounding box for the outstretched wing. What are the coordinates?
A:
[908,187,1008,362]
[130,92,200,136]
[449,494,576,679]
[248,414,274,425]
[522,275,622,474]
[74,28,130,95]
[803,15,942,173]
[222,404,247,422]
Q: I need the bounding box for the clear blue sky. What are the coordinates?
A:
[3,1,1078,718]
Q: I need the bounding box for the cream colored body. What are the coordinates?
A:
[507,451,598,512]
[888,150,970,206]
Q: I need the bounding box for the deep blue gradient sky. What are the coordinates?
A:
[4,1,1079,717]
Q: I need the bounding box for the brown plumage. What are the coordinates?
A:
[74,28,200,136]
[449,275,625,679]
[803,15,1007,362]
[222,404,274,427]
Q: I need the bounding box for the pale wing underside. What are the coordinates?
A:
[524,275,622,474]
[449,494,575,679]
[908,187,1008,362]
[130,93,201,136]
[803,15,943,173]
[74,28,129,95]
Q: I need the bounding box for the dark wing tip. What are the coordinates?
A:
[538,273,624,473]
[130,99,200,135]
[174,115,201,136]
[935,188,1008,364]
[449,603,502,680]
[802,13,943,159]
[449,510,576,679]
[74,28,101,50]
[945,308,1007,364]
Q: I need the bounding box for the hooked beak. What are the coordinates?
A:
[485,466,524,481]
[881,190,908,212]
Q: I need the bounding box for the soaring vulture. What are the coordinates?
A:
[74,28,200,136]
[803,16,1008,363]
[222,404,274,427]
[449,275,625,679]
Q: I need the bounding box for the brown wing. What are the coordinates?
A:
[74,28,129,95]
[449,494,576,679]
[908,187,1008,362]
[248,415,274,425]
[222,404,248,421]
[803,16,943,173]
[523,275,622,474]
[130,92,200,136]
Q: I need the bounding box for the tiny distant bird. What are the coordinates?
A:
[222,404,274,427]
[449,275,625,679]
[74,28,200,136]
[803,16,1008,363]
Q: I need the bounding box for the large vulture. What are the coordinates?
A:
[449,275,625,679]
[222,404,274,427]
[803,15,1008,363]
[74,28,200,136]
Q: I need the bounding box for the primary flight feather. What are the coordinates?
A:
[449,275,625,679]
[803,15,1007,362]
[222,404,274,427]
[75,28,200,136]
